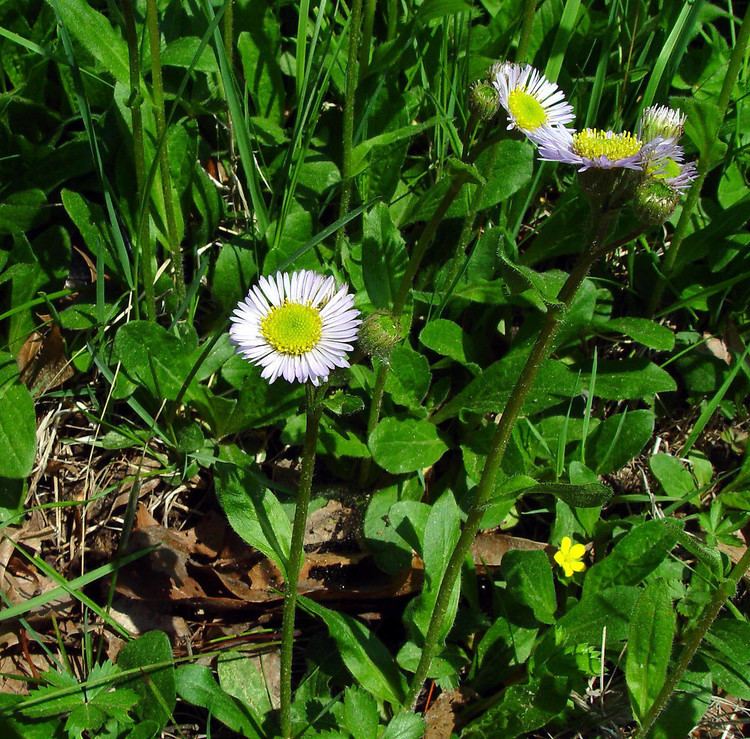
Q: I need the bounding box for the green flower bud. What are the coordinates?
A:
[633,179,679,225]
[638,105,686,143]
[470,80,500,121]
[358,312,402,363]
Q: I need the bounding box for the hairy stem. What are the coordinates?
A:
[516,0,537,63]
[634,544,750,738]
[280,385,322,738]
[145,0,186,304]
[335,0,364,251]
[404,208,616,708]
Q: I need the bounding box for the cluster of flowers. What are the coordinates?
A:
[489,61,697,197]
[229,62,698,391]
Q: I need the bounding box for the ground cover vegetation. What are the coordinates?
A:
[0,0,749,736]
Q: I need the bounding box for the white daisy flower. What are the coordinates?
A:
[229,270,361,386]
[536,127,654,171]
[491,62,575,143]
[638,104,686,143]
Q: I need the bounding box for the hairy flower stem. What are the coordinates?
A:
[335,0,364,252]
[280,384,323,738]
[649,2,750,314]
[359,0,376,76]
[516,0,537,63]
[357,171,470,487]
[145,0,186,305]
[404,208,616,709]
[634,543,750,738]
[122,0,155,321]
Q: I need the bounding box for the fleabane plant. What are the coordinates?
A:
[404,75,699,708]
[228,269,360,738]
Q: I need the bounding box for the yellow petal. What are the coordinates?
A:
[562,563,575,577]
[553,550,566,567]
[570,560,586,573]
[569,543,586,560]
[559,536,572,553]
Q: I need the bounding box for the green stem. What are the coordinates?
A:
[386,0,397,40]
[279,384,323,738]
[122,0,155,321]
[146,0,186,304]
[516,0,537,63]
[359,0,376,76]
[223,0,234,66]
[357,358,389,487]
[649,2,750,313]
[403,208,616,708]
[334,0,364,251]
[634,544,750,739]
[392,172,469,317]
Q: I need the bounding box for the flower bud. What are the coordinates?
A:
[633,179,679,225]
[470,80,500,121]
[358,312,402,363]
[638,105,686,143]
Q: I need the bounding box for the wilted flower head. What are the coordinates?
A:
[230,270,361,386]
[491,62,574,143]
[639,104,686,143]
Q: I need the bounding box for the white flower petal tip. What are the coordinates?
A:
[229,270,361,385]
[491,61,575,143]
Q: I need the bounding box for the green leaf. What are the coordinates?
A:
[117,631,176,730]
[433,354,579,423]
[462,676,568,738]
[299,597,407,705]
[417,0,474,23]
[519,481,612,508]
[381,713,425,739]
[384,345,431,409]
[175,665,260,737]
[501,550,557,625]
[0,190,46,234]
[217,651,272,723]
[114,322,195,401]
[557,585,641,646]
[650,669,712,739]
[237,14,285,123]
[342,687,378,739]
[407,491,462,641]
[587,410,655,475]
[160,36,218,73]
[583,519,682,597]
[626,581,676,723]
[215,449,291,575]
[323,391,365,416]
[53,0,130,85]
[210,242,257,314]
[589,360,676,400]
[362,203,407,309]
[674,98,727,171]
[448,140,534,217]
[369,418,448,474]
[0,382,36,479]
[419,319,477,368]
[650,453,697,498]
[604,318,675,351]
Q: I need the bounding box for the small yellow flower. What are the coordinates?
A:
[554,536,587,577]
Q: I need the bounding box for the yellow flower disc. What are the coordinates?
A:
[261,302,323,356]
[508,89,548,130]
[573,129,642,161]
